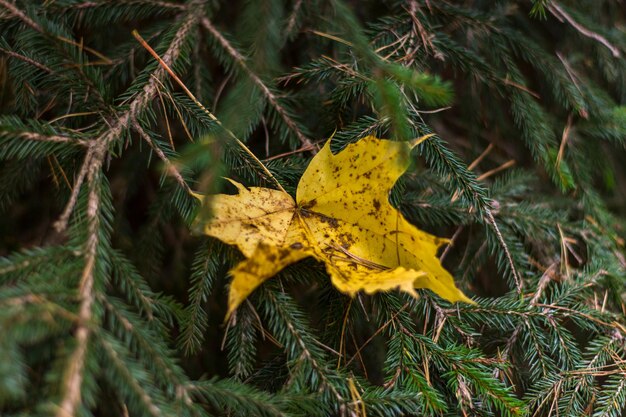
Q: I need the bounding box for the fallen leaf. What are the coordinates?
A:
[196,135,473,318]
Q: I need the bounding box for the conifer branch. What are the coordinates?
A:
[55,10,201,416]
[56,148,102,417]
[19,131,88,145]
[54,10,199,233]
[132,119,191,194]
[132,28,289,194]
[285,0,304,36]
[494,263,557,379]
[54,146,93,233]
[201,17,313,148]
[548,2,621,58]
[99,336,163,417]
[261,289,348,411]
[0,47,53,73]
[485,208,523,294]
[64,0,187,11]
[0,0,42,32]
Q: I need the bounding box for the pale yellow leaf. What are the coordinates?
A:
[227,242,312,318]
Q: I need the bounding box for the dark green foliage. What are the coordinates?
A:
[0,1,625,416]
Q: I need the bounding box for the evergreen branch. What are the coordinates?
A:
[178,240,219,355]
[592,373,626,417]
[17,131,88,146]
[0,46,52,73]
[191,378,292,417]
[62,0,187,11]
[226,302,259,379]
[547,2,621,58]
[259,288,348,410]
[54,10,201,416]
[132,28,289,194]
[109,249,156,320]
[486,208,522,294]
[411,120,490,212]
[0,0,113,66]
[132,119,191,194]
[495,264,556,378]
[54,146,93,233]
[54,10,199,233]
[200,17,312,148]
[98,334,163,417]
[285,0,303,36]
[0,0,42,32]
[100,296,198,411]
[55,158,101,417]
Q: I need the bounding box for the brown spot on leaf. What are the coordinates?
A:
[301,199,317,210]
[316,213,339,228]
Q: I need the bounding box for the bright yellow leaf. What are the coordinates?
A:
[197,135,474,318]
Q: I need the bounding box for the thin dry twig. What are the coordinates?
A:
[476,159,516,181]
[344,304,409,368]
[405,0,443,62]
[502,78,541,99]
[556,114,573,169]
[65,0,186,11]
[264,141,322,161]
[468,143,494,171]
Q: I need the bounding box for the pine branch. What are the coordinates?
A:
[53,10,199,232]
[55,158,101,417]
[54,8,201,416]
[0,0,41,32]
[0,46,53,73]
[16,131,88,146]
[201,17,312,148]
[98,333,164,417]
[132,119,191,194]
[547,2,621,58]
[258,288,349,412]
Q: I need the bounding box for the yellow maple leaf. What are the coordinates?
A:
[196,135,474,318]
